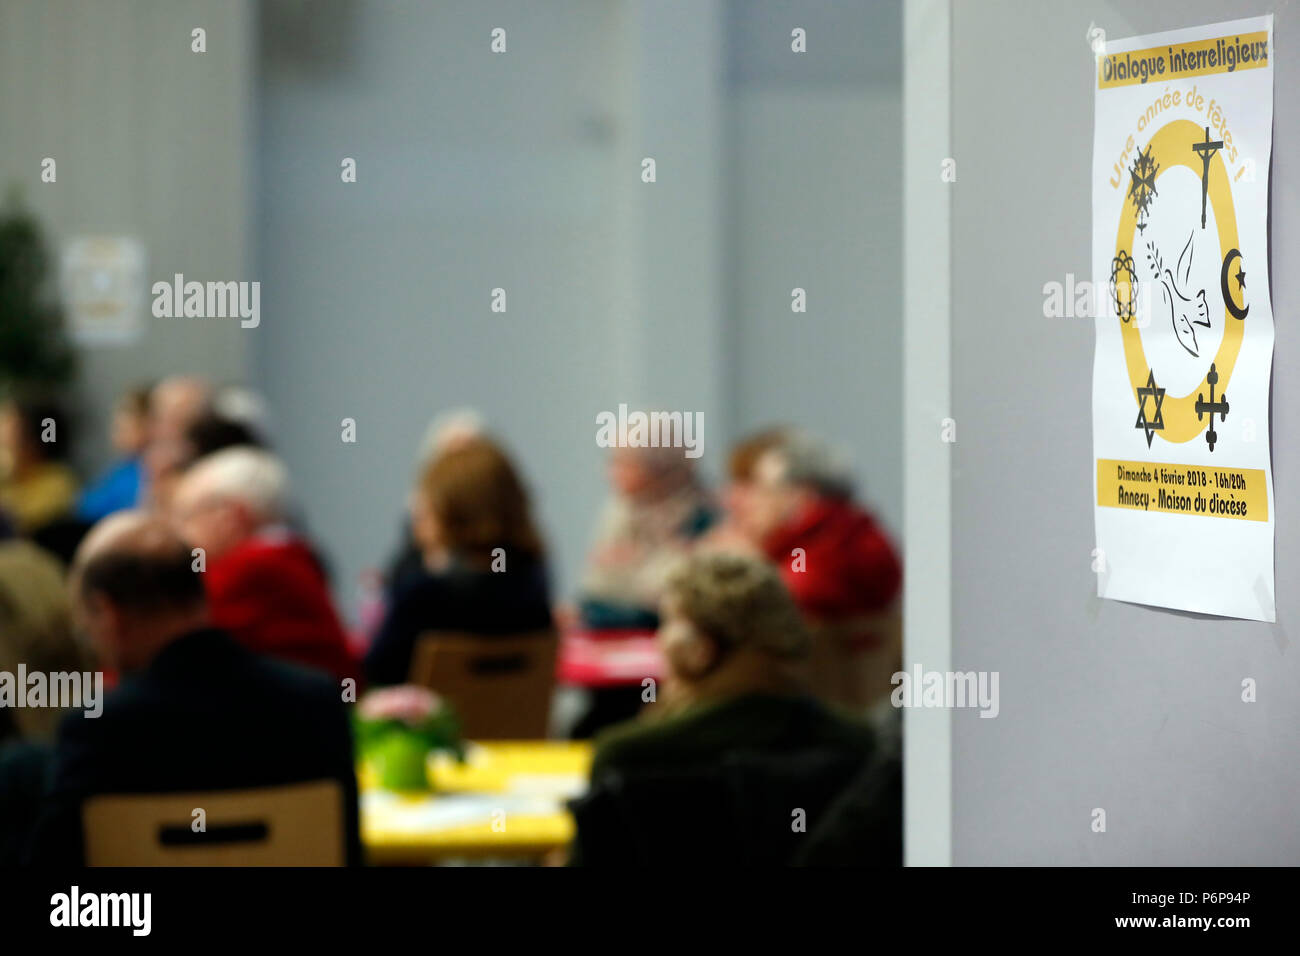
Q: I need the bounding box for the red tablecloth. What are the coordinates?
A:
[555,629,664,688]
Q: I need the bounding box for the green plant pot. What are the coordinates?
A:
[369,732,432,793]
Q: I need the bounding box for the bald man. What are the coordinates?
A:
[25,511,360,865]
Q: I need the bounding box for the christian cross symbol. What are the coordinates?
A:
[1195,362,1230,452]
[1192,126,1223,230]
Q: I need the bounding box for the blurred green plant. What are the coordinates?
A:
[353,686,465,792]
[0,186,75,396]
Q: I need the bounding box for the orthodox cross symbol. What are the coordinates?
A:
[1134,369,1166,448]
[1128,145,1159,233]
[1195,362,1230,452]
[1192,126,1223,230]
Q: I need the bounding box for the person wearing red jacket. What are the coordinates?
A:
[748,433,902,710]
[171,447,359,686]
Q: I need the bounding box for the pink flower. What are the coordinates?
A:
[358,685,442,725]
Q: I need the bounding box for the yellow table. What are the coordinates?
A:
[361,741,592,865]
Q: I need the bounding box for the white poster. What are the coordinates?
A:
[1092,16,1274,621]
[61,236,147,346]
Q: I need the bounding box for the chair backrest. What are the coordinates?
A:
[408,630,558,740]
[82,780,344,866]
[806,604,903,712]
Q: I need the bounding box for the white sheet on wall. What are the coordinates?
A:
[1091,15,1275,621]
[61,236,147,346]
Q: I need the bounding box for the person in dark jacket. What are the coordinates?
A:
[570,552,886,866]
[25,511,361,865]
[365,437,552,687]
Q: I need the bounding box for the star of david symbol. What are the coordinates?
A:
[1134,369,1165,448]
[1128,145,1159,233]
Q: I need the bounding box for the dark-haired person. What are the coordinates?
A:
[77,386,152,522]
[696,426,791,557]
[0,398,78,534]
[25,511,361,865]
[364,438,552,687]
[184,410,263,461]
[569,552,886,865]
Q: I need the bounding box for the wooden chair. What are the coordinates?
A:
[806,604,902,713]
[408,630,558,740]
[81,780,344,866]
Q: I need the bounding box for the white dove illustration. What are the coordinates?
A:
[1155,230,1211,358]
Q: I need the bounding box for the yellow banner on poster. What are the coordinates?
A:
[1097,31,1269,89]
[1097,458,1267,521]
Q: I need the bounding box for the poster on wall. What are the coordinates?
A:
[1091,16,1275,621]
[61,236,147,346]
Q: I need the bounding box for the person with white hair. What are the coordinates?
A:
[170,447,357,684]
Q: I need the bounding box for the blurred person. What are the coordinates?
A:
[141,375,213,513]
[365,437,552,687]
[76,385,152,522]
[0,539,89,742]
[184,410,264,461]
[790,736,903,867]
[749,432,902,710]
[0,539,90,864]
[696,426,791,556]
[749,431,900,619]
[171,447,358,684]
[569,442,716,738]
[382,408,488,599]
[149,375,213,444]
[209,385,271,442]
[578,444,716,630]
[25,511,361,865]
[0,397,78,534]
[142,390,267,518]
[569,553,883,865]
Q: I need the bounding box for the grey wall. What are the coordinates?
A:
[727,0,903,539]
[728,85,902,539]
[255,0,641,614]
[255,0,903,618]
[951,0,1300,863]
[0,0,252,467]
